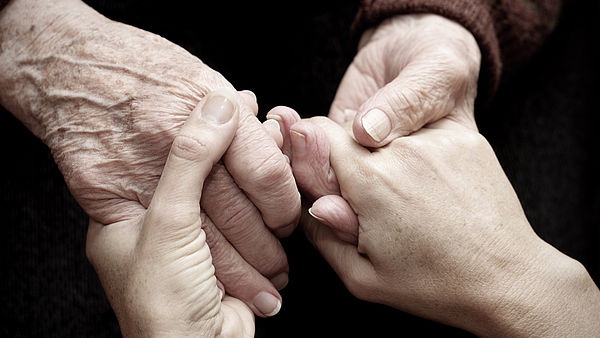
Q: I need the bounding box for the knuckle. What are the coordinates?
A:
[170,134,210,162]
[460,131,489,151]
[260,254,288,277]
[222,266,255,290]
[216,200,257,234]
[385,88,426,133]
[432,46,478,88]
[249,152,291,189]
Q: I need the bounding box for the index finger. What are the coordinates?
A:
[224,110,301,237]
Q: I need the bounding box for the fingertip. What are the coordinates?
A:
[269,272,289,291]
[253,291,282,317]
[309,207,356,245]
[352,109,394,148]
[266,105,300,121]
[239,90,258,116]
[311,195,359,244]
[263,119,284,149]
[197,88,240,126]
[240,89,257,103]
[273,223,296,238]
[288,123,338,200]
[266,106,301,156]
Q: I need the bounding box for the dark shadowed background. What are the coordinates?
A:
[1,1,598,336]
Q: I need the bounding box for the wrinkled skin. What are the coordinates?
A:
[265,14,482,241]
[87,90,255,337]
[289,116,600,337]
[330,14,481,146]
[0,0,299,315]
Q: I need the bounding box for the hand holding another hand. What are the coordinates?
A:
[86,90,256,337]
[0,0,299,316]
[291,117,600,337]
[330,14,480,146]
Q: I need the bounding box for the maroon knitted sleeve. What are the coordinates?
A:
[353,0,563,104]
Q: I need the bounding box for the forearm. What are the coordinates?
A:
[0,0,94,136]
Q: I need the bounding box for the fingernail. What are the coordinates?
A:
[308,207,326,223]
[263,118,280,132]
[201,94,235,125]
[361,108,391,142]
[270,272,289,290]
[290,130,306,157]
[266,114,282,121]
[241,90,257,102]
[253,292,282,317]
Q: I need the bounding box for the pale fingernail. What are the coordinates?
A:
[263,118,280,131]
[266,114,282,121]
[290,130,306,157]
[361,108,391,142]
[253,292,282,317]
[240,89,257,102]
[270,272,289,290]
[201,94,235,125]
[308,207,326,223]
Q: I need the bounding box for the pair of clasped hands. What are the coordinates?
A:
[6,0,594,336]
[81,12,504,337]
[80,17,597,338]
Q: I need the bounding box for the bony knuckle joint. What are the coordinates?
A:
[252,156,290,185]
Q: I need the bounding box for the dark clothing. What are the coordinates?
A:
[354,0,563,105]
[0,1,598,337]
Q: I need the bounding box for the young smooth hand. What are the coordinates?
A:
[292,116,600,337]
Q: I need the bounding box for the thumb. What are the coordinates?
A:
[148,88,240,234]
[140,88,245,332]
[352,63,453,148]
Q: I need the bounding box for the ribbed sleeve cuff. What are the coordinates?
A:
[353,0,501,107]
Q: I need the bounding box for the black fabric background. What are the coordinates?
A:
[1,1,598,336]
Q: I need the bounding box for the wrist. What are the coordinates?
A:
[360,14,480,60]
[0,0,107,139]
[469,242,600,337]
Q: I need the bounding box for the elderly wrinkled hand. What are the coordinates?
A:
[330,14,480,147]
[0,0,298,316]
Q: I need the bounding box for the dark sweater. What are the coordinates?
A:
[353,0,563,104]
